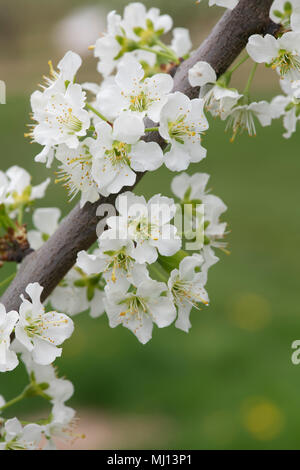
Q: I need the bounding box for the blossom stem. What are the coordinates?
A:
[0,391,27,412]
[139,46,180,64]
[0,272,16,290]
[244,62,258,95]
[145,127,159,133]
[154,39,180,62]
[229,53,249,74]
[86,103,110,124]
[18,204,24,225]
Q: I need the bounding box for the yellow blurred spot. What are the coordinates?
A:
[242,398,284,441]
[228,293,271,331]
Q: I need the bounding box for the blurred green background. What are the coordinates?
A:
[1,0,300,450]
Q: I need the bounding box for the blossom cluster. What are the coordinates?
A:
[45,172,227,343]
[187,1,300,140]
[1,0,298,451]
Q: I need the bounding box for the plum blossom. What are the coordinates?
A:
[170,172,227,271]
[3,166,50,214]
[42,403,78,450]
[170,28,192,58]
[168,254,209,333]
[271,78,300,138]
[20,352,74,405]
[121,2,173,40]
[77,237,136,286]
[0,304,19,373]
[94,3,174,77]
[96,55,173,122]
[203,84,242,120]
[159,92,209,171]
[202,193,228,269]
[50,258,106,319]
[28,208,61,250]
[91,115,163,196]
[106,192,181,264]
[0,418,42,450]
[189,61,217,88]
[188,60,242,120]
[31,56,90,167]
[15,283,74,365]
[55,139,100,207]
[104,272,176,344]
[225,100,273,141]
[270,0,300,31]
[246,32,300,82]
[40,51,82,94]
[171,172,210,203]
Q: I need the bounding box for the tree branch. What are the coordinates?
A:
[1,0,278,311]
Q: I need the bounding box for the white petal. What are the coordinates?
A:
[189,61,217,87]
[130,141,163,172]
[33,208,61,236]
[113,112,145,144]
[246,34,278,63]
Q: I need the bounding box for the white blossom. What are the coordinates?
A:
[159,92,209,171]
[121,3,173,40]
[171,172,210,202]
[94,3,174,77]
[4,166,50,212]
[96,55,173,122]
[55,139,100,207]
[43,403,77,450]
[270,0,300,31]
[28,208,61,250]
[189,61,217,88]
[247,32,300,82]
[0,418,42,450]
[168,254,209,333]
[203,194,228,263]
[20,352,74,405]
[225,101,273,140]
[271,78,300,138]
[170,28,192,58]
[106,192,181,264]
[50,259,106,319]
[202,84,242,120]
[104,272,176,344]
[77,236,136,286]
[0,304,19,373]
[91,116,163,196]
[31,78,90,166]
[15,283,74,365]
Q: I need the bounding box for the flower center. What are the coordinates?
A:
[129,91,151,112]
[105,141,131,167]
[172,278,208,308]
[226,107,256,142]
[129,216,158,241]
[119,295,148,319]
[271,49,300,77]
[168,115,197,144]
[25,312,68,342]
[105,249,134,282]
